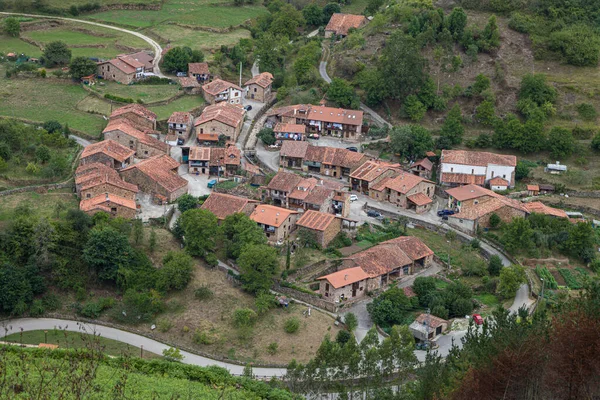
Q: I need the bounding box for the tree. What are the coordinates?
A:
[547,127,575,159]
[448,7,467,37]
[518,74,557,106]
[42,41,71,67]
[161,47,191,73]
[403,95,427,121]
[132,218,144,245]
[190,49,204,63]
[42,120,62,133]
[475,100,496,126]
[379,32,428,101]
[488,255,503,276]
[440,104,464,145]
[258,127,276,146]
[592,133,600,151]
[3,17,20,37]
[502,217,533,253]
[344,312,358,332]
[357,68,387,106]
[83,227,134,282]
[149,229,157,253]
[366,286,412,328]
[0,264,35,314]
[389,125,433,160]
[219,213,266,259]
[479,15,500,52]
[269,4,305,38]
[566,222,597,263]
[177,194,198,213]
[162,347,183,362]
[35,145,51,164]
[179,209,218,258]
[238,244,278,294]
[473,74,490,94]
[69,56,97,80]
[365,0,384,15]
[497,265,526,299]
[322,3,340,21]
[413,276,437,306]
[327,78,360,109]
[515,160,531,180]
[302,4,323,26]
[156,251,194,292]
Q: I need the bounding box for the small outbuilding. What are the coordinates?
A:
[409,314,449,342]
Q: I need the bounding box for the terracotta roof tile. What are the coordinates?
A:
[81,139,134,163]
[188,62,209,75]
[350,160,400,182]
[325,13,368,36]
[110,104,157,122]
[441,149,516,167]
[523,201,568,218]
[296,210,337,231]
[289,178,318,200]
[318,267,368,289]
[250,204,297,227]
[189,147,211,161]
[203,78,242,95]
[441,173,486,186]
[415,313,448,329]
[124,51,153,70]
[412,157,433,171]
[80,193,136,212]
[375,171,432,194]
[407,192,433,206]
[121,155,187,193]
[201,193,257,220]
[267,171,303,193]
[209,146,241,166]
[244,72,273,88]
[308,105,363,127]
[103,120,168,153]
[489,177,509,186]
[446,184,495,201]
[168,112,192,125]
[194,102,245,128]
[274,123,306,134]
[449,188,527,220]
[179,77,201,88]
[380,236,434,261]
[196,133,219,142]
[304,186,333,206]
[280,141,309,158]
[527,184,539,191]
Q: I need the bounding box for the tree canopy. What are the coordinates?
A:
[42,41,72,67]
[389,125,433,161]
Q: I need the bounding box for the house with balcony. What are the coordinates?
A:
[194,102,245,142]
[250,204,299,244]
[202,78,243,105]
[439,150,517,189]
[167,112,193,142]
[188,62,210,83]
[188,145,241,177]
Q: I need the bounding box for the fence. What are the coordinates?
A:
[272,283,358,313]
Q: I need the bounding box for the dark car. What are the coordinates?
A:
[366,210,383,219]
[437,209,455,217]
[177,137,185,145]
[244,105,252,111]
[346,146,358,152]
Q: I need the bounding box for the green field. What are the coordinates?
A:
[87,0,267,28]
[0,191,79,224]
[149,95,205,119]
[151,24,251,52]
[0,35,42,58]
[3,330,159,359]
[93,80,182,103]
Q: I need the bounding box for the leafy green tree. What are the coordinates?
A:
[592,133,600,151]
[566,222,597,263]
[255,33,287,72]
[161,47,192,73]
[365,0,384,15]
[502,217,533,253]
[0,264,35,314]
[440,104,464,145]
[518,74,557,106]
[162,347,183,362]
[379,32,428,101]
[233,307,257,327]
[389,124,433,160]
[327,78,360,109]
[488,254,503,276]
[473,74,490,94]
[179,209,218,258]
[413,276,437,307]
[448,7,467,37]
[367,286,412,328]
[344,312,358,332]
[475,100,496,126]
[42,41,72,67]
[42,120,62,133]
[257,127,276,146]
[497,265,526,299]
[322,3,340,21]
[156,251,194,292]
[83,226,134,282]
[547,127,575,159]
[302,4,323,26]
[255,292,276,315]
[35,145,51,164]
[238,244,278,294]
[357,68,387,106]
[548,25,600,67]
[177,194,198,213]
[69,56,97,80]
[269,4,305,38]
[479,15,500,52]
[489,213,501,228]
[403,95,427,121]
[219,213,266,259]
[3,17,20,37]
[293,55,315,84]
[190,49,204,63]
[515,160,532,180]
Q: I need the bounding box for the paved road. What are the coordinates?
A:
[0,12,164,77]
[69,134,92,147]
[251,61,260,77]
[255,141,279,171]
[307,29,319,38]
[1,318,286,377]
[509,284,535,314]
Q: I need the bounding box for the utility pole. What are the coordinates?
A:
[426,307,431,349]
[239,62,242,87]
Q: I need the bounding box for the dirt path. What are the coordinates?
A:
[0,12,165,77]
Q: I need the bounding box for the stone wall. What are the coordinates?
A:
[112,113,155,132]
[81,182,137,201]
[196,120,239,142]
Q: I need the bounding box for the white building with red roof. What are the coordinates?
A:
[202,78,243,105]
[440,149,517,189]
[325,13,368,38]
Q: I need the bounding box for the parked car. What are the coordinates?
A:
[207,179,217,189]
[472,314,484,325]
[346,146,358,152]
[176,72,187,77]
[244,105,252,111]
[415,342,431,351]
[366,210,384,220]
[350,194,359,202]
[308,133,320,139]
[177,137,185,145]
[437,209,455,217]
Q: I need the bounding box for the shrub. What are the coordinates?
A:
[488,255,503,276]
[470,238,481,249]
[431,305,449,320]
[257,128,275,146]
[42,294,61,311]
[157,319,174,332]
[572,126,595,139]
[445,230,457,241]
[194,286,214,301]
[104,94,134,103]
[163,347,183,362]
[233,308,257,328]
[344,312,358,332]
[489,213,501,228]
[267,342,279,355]
[29,299,45,317]
[193,329,216,345]
[284,317,300,334]
[336,330,352,345]
[576,103,597,121]
[592,134,600,151]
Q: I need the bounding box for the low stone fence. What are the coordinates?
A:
[289,259,342,283]
[244,95,277,150]
[566,191,600,198]
[0,181,74,197]
[272,283,358,313]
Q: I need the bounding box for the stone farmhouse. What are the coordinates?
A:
[80,192,137,219]
[523,201,568,219]
[188,145,241,177]
[103,120,169,159]
[244,72,273,102]
[410,157,433,179]
[349,160,401,194]
[274,123,306,142]
[109,104,157,132]
[325,13,368,38]
[167,111,193,142]
[317,236,434,303]
[120,155,188,203]
[250,204,299,244]
[296,210,342,248]
[200,193,258,222]
[439,150,517,189]
[409,314,449,342]
[79,139,134,169]
[268,104,364,141]
[202,78,243,105]
[188,62,210,83]
[279,141,368,177]
[179,77,202,95]
[97,54,146,85]
[194,102,246,142]
[445,184,528,233]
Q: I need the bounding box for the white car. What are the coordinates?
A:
[350,194,359,202]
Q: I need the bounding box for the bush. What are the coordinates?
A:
[488,255,503,276]
[193,329,216,345]
[462,258,488,277]
[233,308,256,328]
[572,126,595,140]
[194,286,214,301]
[284,317,300,334]
[336,330,352,345]
[104,94,134,103]
[489,213,501,228]
[344,312,358,332]
[257,128,275,146]
[29,299,45,317]
[576,103,597,121]
[42,294,61,311]
[431,305,449,320]
[157,319,173,332]
[592,134,600,152]
[267,342,279,355]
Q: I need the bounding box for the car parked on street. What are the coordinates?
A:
[437,209,455,217]
[350,194,358,202]
[472,314,484,325]
[244,105,252,111]
[177,137,185,145]
[366,210,384,220]
[346,146,358,152]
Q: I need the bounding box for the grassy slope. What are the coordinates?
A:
[93,80,182,103]
[0,191,79,227]
[150,24,251,53]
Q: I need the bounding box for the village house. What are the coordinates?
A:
[349,160,402,195]
[265,170,339,214]
[125,51,154,73]
[318,236,434,302]
[445,184,528,233]
[268,104,364,141]
[274,123,306,143]
[250,204,299,244]
[324,13,368,38]
[527,184,540,196]
[200,193,258,222]
[103,120,169,159]
[409,314,449,342]
[80,139,134,169]
[80,192,137,219]
[244,72,273,102]
[367,170,436,213]
[75,163,138,200]
[332,190,351,218]
[296,210,342,248]
[188,145,241,177]
[167,112,193,142]
[439,149,517,189]
[179,77,202,95]
[97,54,146,84]
[279,141,310,169]
[489,176,509,191]
[202,78,243,105]
[188,62,210,83]
[120,155,188,203]
[410,157,433,179]
[109,104,157,132]
[278,141,368,177]
[194,102,245,142]
[196,133,220,146]
[523,201,568,219]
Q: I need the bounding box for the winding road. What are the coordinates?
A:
[0,12,165,77]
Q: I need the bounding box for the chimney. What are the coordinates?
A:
[275,217,278,225]
[344,274,348,280]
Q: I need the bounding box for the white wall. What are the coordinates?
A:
[440,163,486,175]
[486,164,515,186]
[447,215,476,233]
[491,184,508,191]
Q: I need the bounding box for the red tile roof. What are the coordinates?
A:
[196,133,220,142]
[194,102,245,128]
[110,104,157,122]
[527,184,540,191]
[489,177,509,186]
[415,313,448,329]
[381,236,434,261]
[412,157,433,171]
[103,120,168,153]
[308,105,363,127]
[267,171,303,193]
[441,149,517,167]
[372,171,432,194]
[274,123,306,134]
[325,13,368,36]
[441,173,486,186]
[280,141,310,158]
[297,210,338,231]
[124,51,153,70]
[81,139,134,163]
[188,62,209,75]
[203,78,242,95]
[189,147,211,161]
[304,186,333,206]
[447,186,527,220]
[250,204,297,227]
[350,160,401,182]
[76,163,138,195]
[318,267,368,289]
[446,184,494,201]
[289,178,318,201]
[179,77,201,88]
[244,72,273,88]
[168,112,192,125]
[121,155,187,193]
[407,192,433,206]
[80,193,136,212]
[210,146,241,166]
[523,201,568,218]
[201,193,257,220]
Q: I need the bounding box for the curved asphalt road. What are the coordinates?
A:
[0,318,286,377]
[0,12,164,77]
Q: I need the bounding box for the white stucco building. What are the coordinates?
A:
[439,150,517,189]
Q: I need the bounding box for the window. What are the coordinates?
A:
[254,88,257,92]
[471,169,474,174]
[503,174,506,179]
[86,193,91,198]
[474,200,479,205]
[450,167,454,172]
[111,207,117,213]
[459,219,464,223]
[144,151,148,155]
[200,128,204,134]
[403,266,409,274]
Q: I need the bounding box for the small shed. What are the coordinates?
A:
[489,177,509,191]
[81,74,96,85]
[527,184,539,196]
[545,162,567,174]
[538,184,555,194]
[409,313,449,342]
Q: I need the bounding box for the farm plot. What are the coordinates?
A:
[0,35,42,58]
[150,24,251,53]
[93,81,182,104]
